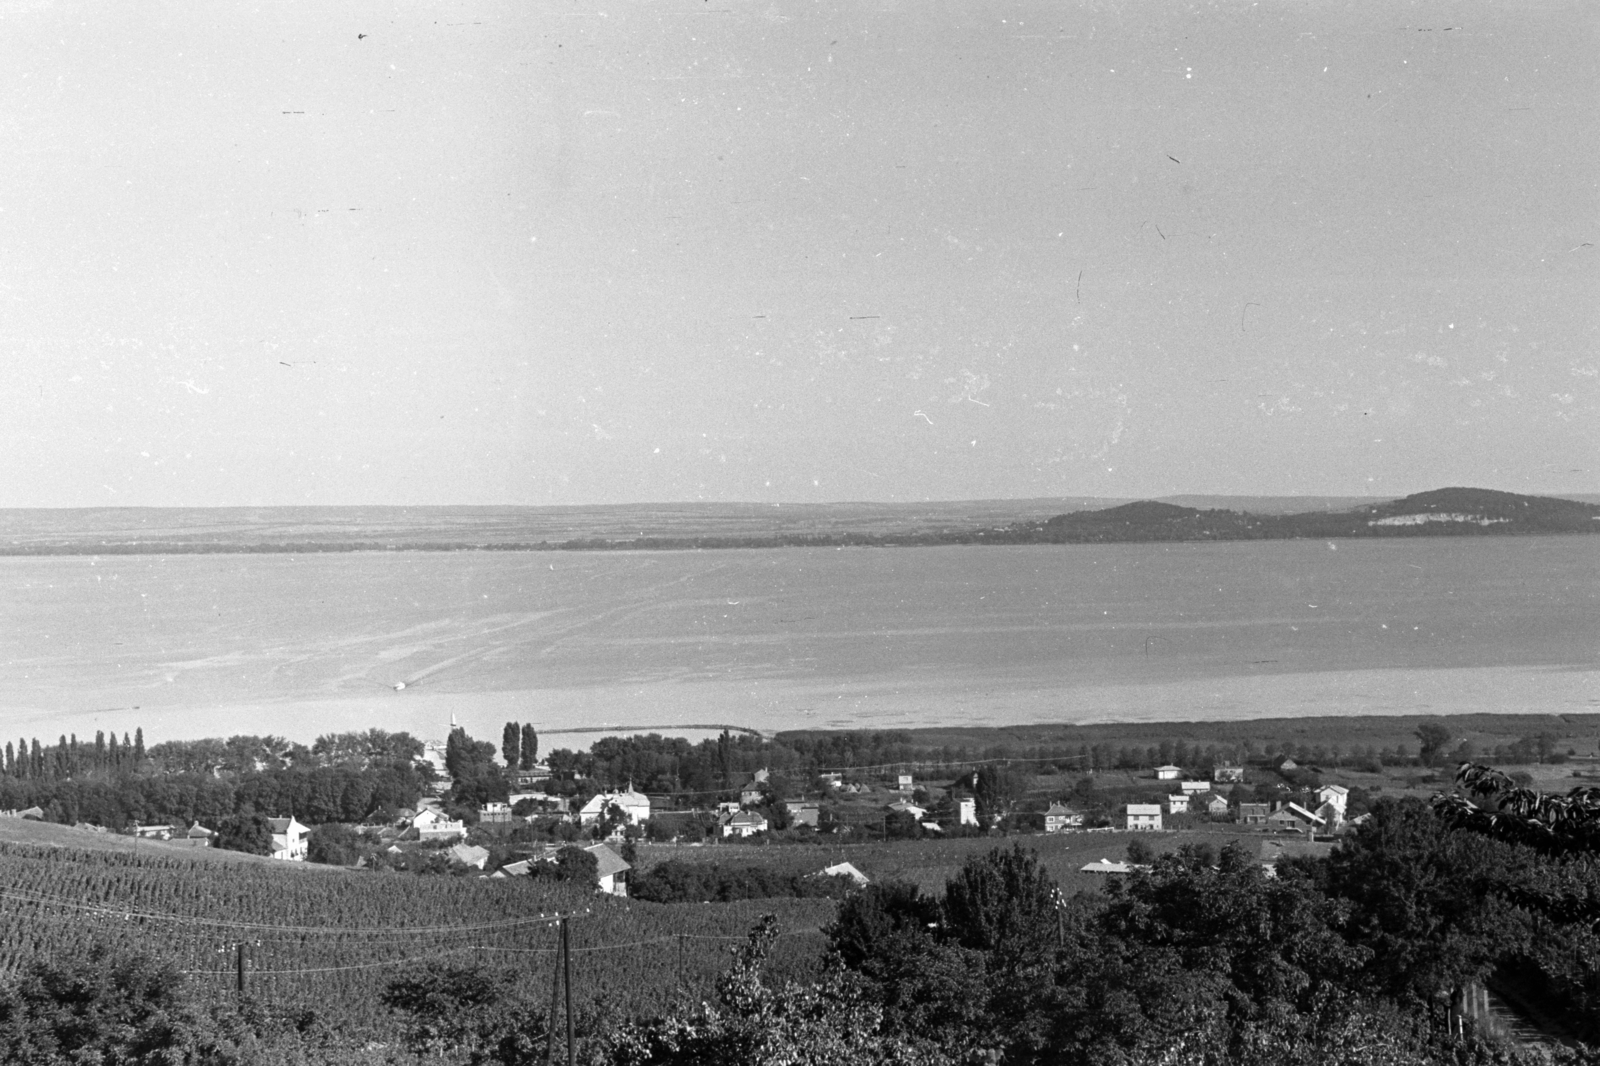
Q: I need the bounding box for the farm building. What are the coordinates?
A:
[1125,804,1163,831]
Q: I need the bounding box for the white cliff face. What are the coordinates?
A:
[1367,513,1510,527]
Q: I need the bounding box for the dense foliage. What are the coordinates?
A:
[630,860,856,904]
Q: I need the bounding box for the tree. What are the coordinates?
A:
[0,946,248,1064]
[307,822,364,866]
[1125,838,1155,865]
[520,723,538,770]
[381,961,538,1062]
[445,726,499,785]
[601,915,948,1066]
[1414,723,1451,767]
[214,813,273,856]
[501,722,520,770]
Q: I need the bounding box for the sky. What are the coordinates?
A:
[1,0,1595,507]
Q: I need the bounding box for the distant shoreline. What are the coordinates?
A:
[0,487,1591,556]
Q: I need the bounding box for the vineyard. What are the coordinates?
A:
[0,833,834,1040]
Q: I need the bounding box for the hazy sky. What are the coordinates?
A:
[2,0,1594,507]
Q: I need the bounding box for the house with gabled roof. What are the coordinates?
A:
[267,816,309,861]
[721,810,768,838]
[585,842,631,896]
[578,788,651,826]
[1267,802,1324,832]
[411,808,466,842]
[1205,794,1231,818]
[1317,784,1350,817]
[173,822,215,849]
[448,843,490,870]
[1044,803,1084,833]
[886,799,927,820]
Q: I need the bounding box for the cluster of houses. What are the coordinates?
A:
[1111,765,1353,834]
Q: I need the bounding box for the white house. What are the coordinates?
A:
[1125,804,1163,831]
[1316,785,1350,818]
[1179,780,1212,794]
[578,788,651,826]
[1044,803,1084,833]
[586,843,631,896]
[412,808,466,842]
[957,798,978,827]
[1081,858,1140,875]
[896,773,913,791]
[479,802,513,825]
[267,816,309,861]
[1154,764,1182,781]
[1205,794,1231,817]
[1167,793,1191,814]
[722,811,768,838]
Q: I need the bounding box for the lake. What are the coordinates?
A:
[0,536,1594,745]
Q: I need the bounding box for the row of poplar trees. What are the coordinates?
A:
[500,722,540,772]
[3,729,146,781]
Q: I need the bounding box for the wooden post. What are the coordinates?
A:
[235,942,246,996]
[677,933,685,991]
[562,918,575,1066]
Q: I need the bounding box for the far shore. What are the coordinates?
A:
[20,662,1597,750]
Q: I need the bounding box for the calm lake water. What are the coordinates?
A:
[0,537,1594,743]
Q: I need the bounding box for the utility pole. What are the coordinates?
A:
[235,942,247,997]
[545,923,564,1066]
[562,917,575,1066]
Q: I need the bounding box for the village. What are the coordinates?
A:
[0,737,1370,898]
